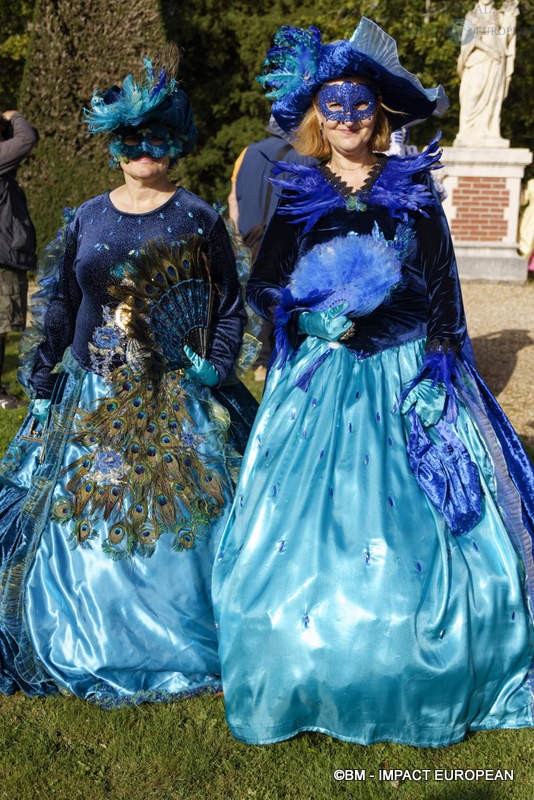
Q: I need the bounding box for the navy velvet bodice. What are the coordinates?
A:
[31,188,246,398]
[247,167,466,357]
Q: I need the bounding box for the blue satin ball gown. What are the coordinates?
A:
[0,188,256,705]
[212,150,534,745]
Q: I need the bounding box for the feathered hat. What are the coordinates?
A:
[84,45,197,157]
[258,17,449,133]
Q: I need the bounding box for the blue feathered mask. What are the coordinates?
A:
[258,17,448,134]
[84,47,197,159]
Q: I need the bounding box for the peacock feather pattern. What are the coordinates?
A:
[108,235,215,370]
[59,367,228,559]
[55,236,229,559]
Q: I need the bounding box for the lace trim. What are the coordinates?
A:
[318,156,387,204]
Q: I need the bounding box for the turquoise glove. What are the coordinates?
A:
[183,345,220,387]
[298,304,352,341]
[400,379,447,427]
[31,398,51,426]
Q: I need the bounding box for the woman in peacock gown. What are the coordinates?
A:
[212,18,534,745]
[0,47,257,705]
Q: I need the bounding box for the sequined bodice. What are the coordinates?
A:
[30,187,245,398]
[70,189,219,365]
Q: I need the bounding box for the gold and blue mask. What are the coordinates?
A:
[109,125,181,164]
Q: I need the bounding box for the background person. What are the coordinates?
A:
[518,178,534,279]
[0,109,38,408]
[228,117,316,380]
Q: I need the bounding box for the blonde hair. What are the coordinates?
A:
[294,80,393,158]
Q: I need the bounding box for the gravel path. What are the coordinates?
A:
[461,279,534,452]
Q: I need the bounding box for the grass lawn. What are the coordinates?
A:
[1,692,533,800]
[0,334,533,800]
[0,333,29,450]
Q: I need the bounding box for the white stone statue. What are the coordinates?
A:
[518,179,534,259]
[454,0,519,147]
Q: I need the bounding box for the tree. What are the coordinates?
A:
[0,0,34,108]
[165,0,533,204]
[18,0,166,246]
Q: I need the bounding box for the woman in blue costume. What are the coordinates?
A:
[0,46,257,705]
[212,18,534,745]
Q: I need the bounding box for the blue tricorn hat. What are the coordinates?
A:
[259,17,449,133]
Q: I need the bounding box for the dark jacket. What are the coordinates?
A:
[0,113,38,270]
[235,135,317,263]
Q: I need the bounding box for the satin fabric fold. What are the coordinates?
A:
[0,352,237,704]
[212,337,534,745]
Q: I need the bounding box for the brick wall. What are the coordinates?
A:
[450,176,508,241]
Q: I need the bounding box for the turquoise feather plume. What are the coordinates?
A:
[85,65,177,133]
[258,26,322,100]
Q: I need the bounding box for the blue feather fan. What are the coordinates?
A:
[274,225,408,366]
[285,223,404,315]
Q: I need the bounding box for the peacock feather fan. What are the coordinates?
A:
[257,26,322,100]
[109,236,214,371]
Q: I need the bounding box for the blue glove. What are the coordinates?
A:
[183,345,220,387]
[31,398,51,426]
[298,304,352,341]
[400,379,447,427]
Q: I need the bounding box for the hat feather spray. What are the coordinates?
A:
[258,26,322,100]
[85,43,197,158]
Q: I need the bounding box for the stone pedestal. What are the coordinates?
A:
[440,146,532,282]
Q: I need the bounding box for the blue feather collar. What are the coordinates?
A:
[270,137,442,232]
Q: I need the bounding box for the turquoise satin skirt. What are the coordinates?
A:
[212,337,534,745]
[0,352,236,704]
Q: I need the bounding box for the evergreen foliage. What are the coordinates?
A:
[17,0,166,247]
[0,0,34,109]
